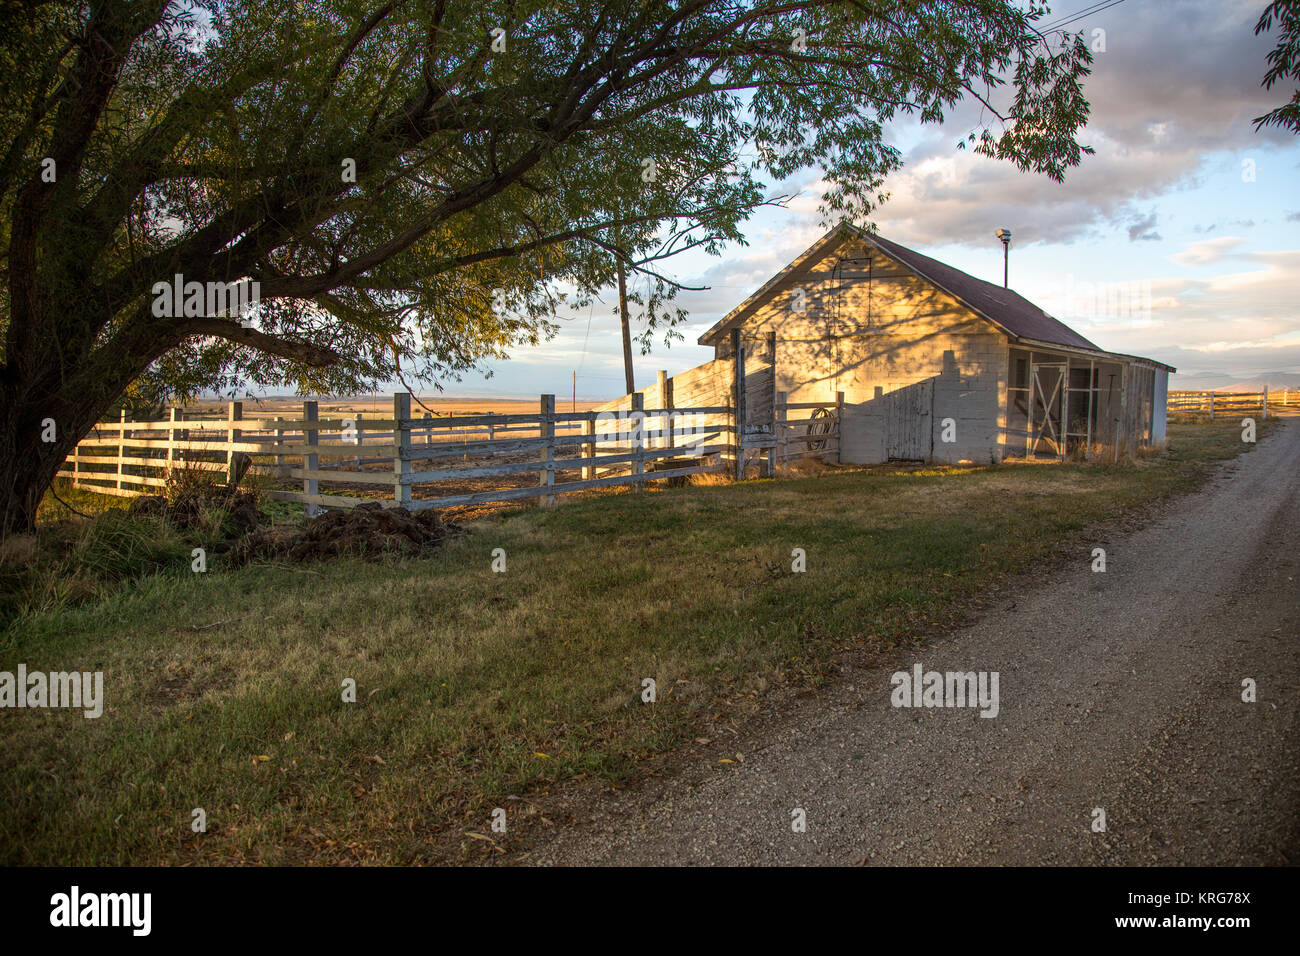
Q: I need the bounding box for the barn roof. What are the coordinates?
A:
[862,231,1100,351]
[698,224,1175,371]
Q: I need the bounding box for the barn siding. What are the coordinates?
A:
[596,358,733,414]
[1152,368,1169,444]
[1125,363,1156,454]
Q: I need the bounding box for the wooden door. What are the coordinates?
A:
[884,380,933,461]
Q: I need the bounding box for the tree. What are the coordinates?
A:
[0,0,1093,532]
[1254,0,1300,134]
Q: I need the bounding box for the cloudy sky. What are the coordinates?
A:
[450,0,1300,399]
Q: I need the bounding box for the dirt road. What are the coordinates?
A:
[529,420,1300,865]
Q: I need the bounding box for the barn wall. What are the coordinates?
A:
[596,358,733,414]
[592,359,736,456]
[716,236,1008,465]
[1152,368,1169,444]
[1125,363,1156,454]
[840,347,1005,465]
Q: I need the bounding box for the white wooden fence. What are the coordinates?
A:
[1167,390,1277,419]
[59,386,837,513]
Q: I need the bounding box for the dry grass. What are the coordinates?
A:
[0,418,1276,865]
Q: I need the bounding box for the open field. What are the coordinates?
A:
[0,418,1278,865]
[182,394,607,418]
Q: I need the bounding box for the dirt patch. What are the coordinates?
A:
[230,502,463,563]
[146,662,236,710]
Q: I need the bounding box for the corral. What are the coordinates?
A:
[57,377,834,513]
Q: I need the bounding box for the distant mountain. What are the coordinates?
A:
[1170,372,1300,393]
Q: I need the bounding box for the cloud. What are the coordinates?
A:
[1168,236,1247,266]
[1127,212,1162,242]
[1072,249,1300,368]
[853,0,1292,250]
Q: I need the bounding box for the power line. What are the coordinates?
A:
[1042,0,1129,32]
[575,301,595,372]
[1041,0,1118,30]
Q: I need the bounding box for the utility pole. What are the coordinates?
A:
[996,228,1012,288]
[617,257,634,395]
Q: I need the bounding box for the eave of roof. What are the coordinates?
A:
[1013,337,1177,373]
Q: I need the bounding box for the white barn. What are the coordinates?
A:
[697,224,1174,464]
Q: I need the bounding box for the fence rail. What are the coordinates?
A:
[59,387,835,513]
[1167,389,1283,419]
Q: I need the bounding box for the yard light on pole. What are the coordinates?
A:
[995,229,1012,288]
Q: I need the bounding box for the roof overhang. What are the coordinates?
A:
[1013,337,1177,373]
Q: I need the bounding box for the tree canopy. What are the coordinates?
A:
[1254,0,1300,134]
[0,0,1093,530]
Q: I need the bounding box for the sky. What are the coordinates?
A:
[431,0,1300,400]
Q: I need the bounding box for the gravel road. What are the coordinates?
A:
[529,419,1300,865]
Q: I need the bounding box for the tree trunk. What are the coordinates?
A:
[0,395,86,535]
[0,342,150,536]
[0,295,339,535]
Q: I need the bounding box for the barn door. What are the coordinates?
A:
[742,362,774,434]
[1029,364,1066,457]
[884,380,934,460]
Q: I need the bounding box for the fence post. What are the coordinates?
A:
[776,391,787,474]
[664,371,676,463]
[764,331,778,477]
[1208,391,1214,421]
[630,392,645,491]
[581,415,595,481]
[731,328,745,481]
[393,392,412,509]
[352,411,364,468]
[656,370,668,452]
[303,400,320,517]
[1262,387,1268,421]
[274,416,284,467]
[539,394,555,506]
[835,391,846,463]
[116,408,127,491]
[226,401,243,486]
[167,407,181,477]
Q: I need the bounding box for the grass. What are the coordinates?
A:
[1,468,292,622]
[0,418,1279,865]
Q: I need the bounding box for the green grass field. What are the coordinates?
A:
[0,419,1276,864]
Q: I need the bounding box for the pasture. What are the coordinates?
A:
[0,417,1273,864]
